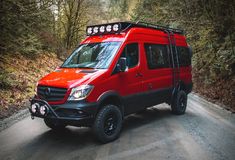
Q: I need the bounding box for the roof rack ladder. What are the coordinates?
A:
[165,30,176,89]
[170,31,180,89]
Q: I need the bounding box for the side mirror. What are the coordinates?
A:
[117,57,127,72]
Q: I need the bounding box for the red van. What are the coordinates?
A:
[29,22,192,143]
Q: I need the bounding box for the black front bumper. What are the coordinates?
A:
[29,98,98,127]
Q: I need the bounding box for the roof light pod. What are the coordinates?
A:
[106,25,112,32]
[113,24,119,31]
[86,23,121,36]
[93,27,99,34]
[87,27,93,35]
[100,26,105,33]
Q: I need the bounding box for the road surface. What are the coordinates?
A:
[0,94,235,160]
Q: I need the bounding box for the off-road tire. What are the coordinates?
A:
[93,105,122,143]
[171,90,187,115]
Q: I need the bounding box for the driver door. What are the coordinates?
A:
[117,43,144,115]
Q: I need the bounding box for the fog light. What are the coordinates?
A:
[39,105,48,115]
[31,103,39,113]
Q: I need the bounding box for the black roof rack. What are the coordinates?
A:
[134,21,184,34]
[86,21,184,36]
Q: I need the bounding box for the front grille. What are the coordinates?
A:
[37,86,67,102]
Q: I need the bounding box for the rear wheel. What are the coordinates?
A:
[44,118,66,131]
[93,105,122,143]
[171,90,187,115]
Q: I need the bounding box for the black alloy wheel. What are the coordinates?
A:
[104,113,118,136]
[179,95,186,112]
[171,90,187,115]
[93,104,122,143]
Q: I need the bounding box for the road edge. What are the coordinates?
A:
[0,92,232,132]
[0,107,30,132]
[190,92,233,114]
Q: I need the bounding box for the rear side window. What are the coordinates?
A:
[144,44,170,69]
[121,43,139,68]
[177,47,191,66]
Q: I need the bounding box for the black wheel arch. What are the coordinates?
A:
[97,91,124,118]
[178,81,187,92]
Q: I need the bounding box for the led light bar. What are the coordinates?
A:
[86,21,184,36]
[86,22,122,36]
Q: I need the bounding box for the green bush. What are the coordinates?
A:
[0,70,15,90]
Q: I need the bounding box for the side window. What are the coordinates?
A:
[120,43,139,68]
[144,44,170,69]
[177,47,191,66]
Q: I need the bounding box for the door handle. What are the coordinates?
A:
[135,72,143,77]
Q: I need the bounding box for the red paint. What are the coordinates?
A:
[37,27,192,104]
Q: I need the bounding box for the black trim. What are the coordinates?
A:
[29,98,98,127]
[29,84,190,127]
[97,91,121,103]
[185,82,193,94]
[122,87,172,115]
[136,21,184,34]
[97,91,124,116]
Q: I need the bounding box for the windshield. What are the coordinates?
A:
[61,42,121,69]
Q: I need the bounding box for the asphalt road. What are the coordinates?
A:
[0,94,235,160]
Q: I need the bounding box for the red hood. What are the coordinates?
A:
[38,68,106,88]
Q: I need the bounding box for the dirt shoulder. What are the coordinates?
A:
[0,53,62,119]
[193,74,235,113]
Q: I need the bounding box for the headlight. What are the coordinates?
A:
[68,85,94,101]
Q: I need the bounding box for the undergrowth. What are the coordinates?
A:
[0,52,62,119]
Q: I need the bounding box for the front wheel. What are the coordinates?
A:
[171,90,187,115]
[93,105,122,143]
[44,118,66,131]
